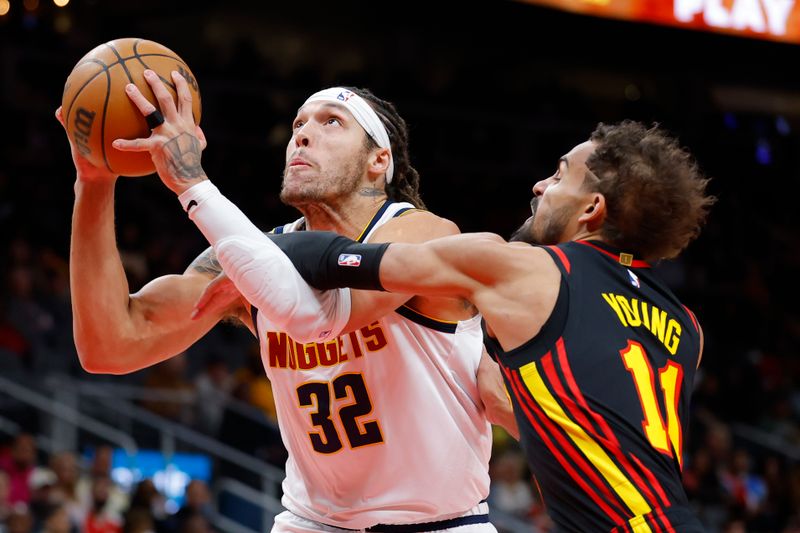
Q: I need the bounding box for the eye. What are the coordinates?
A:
[325,116,342,126]
[292,120,304,130]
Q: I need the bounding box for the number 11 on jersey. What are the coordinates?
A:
[621,341,684,468]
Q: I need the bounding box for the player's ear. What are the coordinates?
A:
[579,193,606,230]
[366,147,391,183]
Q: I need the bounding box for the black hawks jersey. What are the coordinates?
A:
[484,240,705,533]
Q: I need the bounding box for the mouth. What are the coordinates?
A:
[530,197,538,216]
[289,158,310,168]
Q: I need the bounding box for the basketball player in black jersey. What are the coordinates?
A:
[195,121,714,532]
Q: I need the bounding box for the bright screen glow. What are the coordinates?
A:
[107,449,212,514]
[517,0,800,44]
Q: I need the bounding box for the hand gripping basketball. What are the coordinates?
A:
[61,38,202,177]
[113,69,208,195]
[55,105,119,182]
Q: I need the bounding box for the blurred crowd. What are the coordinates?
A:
[2,1,800,532]
[0,434,216,533]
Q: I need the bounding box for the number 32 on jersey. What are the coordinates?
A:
[296,373,385,454]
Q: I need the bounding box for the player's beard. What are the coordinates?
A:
[510,197,539,244]
[280,151,366,207]
[510,196,572,245]
[509,217,536,244]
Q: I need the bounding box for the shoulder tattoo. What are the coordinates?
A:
[185,246,222,276]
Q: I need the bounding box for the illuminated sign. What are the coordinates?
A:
[108,449,212,513]
[518,0,800,44]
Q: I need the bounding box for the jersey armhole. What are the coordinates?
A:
[482,275,569,363]
[682,304,700,333]
[542,245,571,275]
[481,318,501,361]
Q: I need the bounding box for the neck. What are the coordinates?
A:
[295,191,388,240]
[570,228,604,243]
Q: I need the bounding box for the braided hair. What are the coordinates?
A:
[347,87,426,209]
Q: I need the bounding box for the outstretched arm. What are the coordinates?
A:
[250,229,513,300]
[295,232,561,352]
[61,106,239,374]
[377,233,510,298]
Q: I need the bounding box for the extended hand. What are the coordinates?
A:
[113,70,208,195]
[55,106,119,183]
[192,272,243,321]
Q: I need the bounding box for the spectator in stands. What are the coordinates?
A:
[488,449,534,519]
[177,513,212,533]
[0,471,11,525]
[684,448,724,510]
[4,503,33,533]
[0,303,30,370]
[76,446,128,522]
[83,475,122,533]
[721,449,767,522]
[121,508,154,533]
[27,467,56,529]
[193,356,234,437]
[123,480,166,533]
[0,434,37,506]
[169,480,212,533]
[141,354,195,424]
[5,266,55,368]
[39,503,74,533]
[48,452,83,530]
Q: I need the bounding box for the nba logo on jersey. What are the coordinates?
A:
[627,269,640,288]
[338,253,362,267]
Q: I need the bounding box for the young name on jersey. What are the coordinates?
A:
[602,293,682,355]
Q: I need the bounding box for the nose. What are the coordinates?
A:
[532,177,548,197]
[294,124,312,147]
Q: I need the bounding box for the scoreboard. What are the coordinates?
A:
[517,0,800,44]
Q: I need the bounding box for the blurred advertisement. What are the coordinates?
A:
[518,0,800,43]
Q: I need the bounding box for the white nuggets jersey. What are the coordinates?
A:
[253,201,492,529]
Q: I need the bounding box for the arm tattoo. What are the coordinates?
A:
[186,247,248,326]
[358,187,385,198]
[185,246,222,276]
[164,132,205,182]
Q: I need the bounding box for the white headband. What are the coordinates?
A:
[303,87,395,184]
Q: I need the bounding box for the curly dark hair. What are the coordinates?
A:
[586,121,715,261]
[347,87,426,209]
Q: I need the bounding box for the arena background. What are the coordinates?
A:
[1,1,799,532]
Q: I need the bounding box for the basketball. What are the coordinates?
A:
[61,38,202,177]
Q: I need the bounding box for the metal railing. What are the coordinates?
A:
[215,477,286,532]
[732,423,800,461]
[0,374,138,455]
[0,373,286,531]
[0,413,57,456]
[72,380,277,431]
[56,376,285,531]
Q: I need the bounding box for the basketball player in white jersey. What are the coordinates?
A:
[60,69,515,532]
